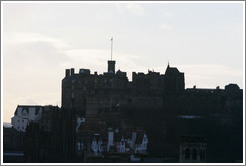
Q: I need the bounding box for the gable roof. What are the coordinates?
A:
[14,105,42,116]
[165,65,180,75]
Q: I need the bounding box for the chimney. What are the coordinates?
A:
[70,68,75,76]
[65,69,70,77]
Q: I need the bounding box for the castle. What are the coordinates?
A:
[6,59,242,163]
[62,60,185,117]
[61,59,242,118]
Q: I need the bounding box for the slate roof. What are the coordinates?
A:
[14,105,42,116]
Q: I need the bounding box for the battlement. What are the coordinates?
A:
[63,61,185,92]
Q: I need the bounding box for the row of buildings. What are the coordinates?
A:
[3,59,243,163]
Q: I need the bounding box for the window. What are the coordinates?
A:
[185,149,190,160]
[200,149,205,161]
[192,149,197,160]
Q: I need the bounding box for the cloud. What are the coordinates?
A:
[161,24,173,30]
[116,3,125,13]
[4,41,69,70]
[3,33,71,70]
[163,11,174,18]
[116,3,144,16]
[126,4,144,16]
[4,32,71,50]
[3,32,144,76]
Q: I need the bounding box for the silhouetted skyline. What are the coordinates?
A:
[2,2,244,123]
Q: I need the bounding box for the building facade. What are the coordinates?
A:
[61,60,185,117]
[11,105,42,132]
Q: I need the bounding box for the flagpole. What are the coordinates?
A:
[111,37,113,61]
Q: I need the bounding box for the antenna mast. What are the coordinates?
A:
[111,37,113,60]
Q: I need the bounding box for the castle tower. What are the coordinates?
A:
[108,60,116,74]
[164,63,185,93]
[107,37,116,74]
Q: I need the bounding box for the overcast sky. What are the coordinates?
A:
[2,2,244,122]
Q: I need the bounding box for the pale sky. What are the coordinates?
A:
[2,2,244,122]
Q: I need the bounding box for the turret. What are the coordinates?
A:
[108,60,116,74]
[65,69,70,77]
[70,68,75,76]
[164,63,185,93]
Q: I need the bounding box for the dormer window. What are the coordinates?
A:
[22,109,28,116]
